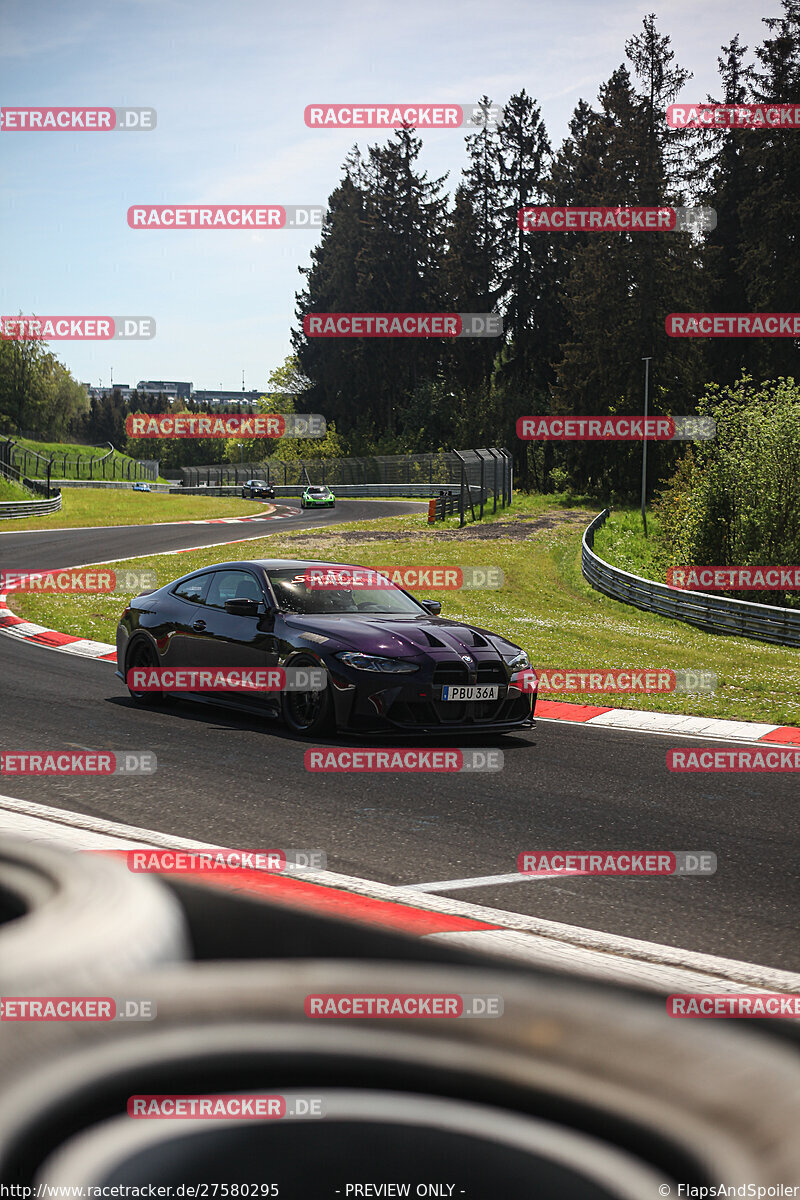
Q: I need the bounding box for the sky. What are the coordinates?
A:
[0,0,774,392]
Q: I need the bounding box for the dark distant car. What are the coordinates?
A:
[241,479,275,500]
[132,482,151,493]
[116,559,536,736]
[301,485,335,509]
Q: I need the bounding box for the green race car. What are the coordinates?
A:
[301,485,336,509]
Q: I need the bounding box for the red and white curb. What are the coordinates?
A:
[533,697,800,746]
[2,586,799,746]
[0,794,797,997]
[0,592,117,660]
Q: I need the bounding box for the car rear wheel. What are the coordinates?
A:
[125,637,165,706]
[281,656,333,736]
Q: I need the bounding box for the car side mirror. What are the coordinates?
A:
[224,597,259,617]
[421,599,442,615]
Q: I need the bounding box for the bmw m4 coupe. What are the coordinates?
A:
[116,559,536,736]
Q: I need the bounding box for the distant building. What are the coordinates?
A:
[83,382,292,409]
[137,380,192,400]
[85,384,136,402]
[192,389,265,406]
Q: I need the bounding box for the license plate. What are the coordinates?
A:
[441,685,499,701]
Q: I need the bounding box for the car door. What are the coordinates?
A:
[189,568,279,680]
[160,571,214,667]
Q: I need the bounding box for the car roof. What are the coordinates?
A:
[178,559,390,574]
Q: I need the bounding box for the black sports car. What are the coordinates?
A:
[115,559,536,736]
[241,479,275,499]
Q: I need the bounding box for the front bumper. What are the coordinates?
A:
[328,666,536,734]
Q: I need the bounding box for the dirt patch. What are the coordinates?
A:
[279,510,591,546]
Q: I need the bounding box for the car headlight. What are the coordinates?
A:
[505,650,529,671]
[336,652,419,674]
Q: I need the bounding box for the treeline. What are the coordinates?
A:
[0,337,88,439]
[124,358,344,469]
[293,4,800,500]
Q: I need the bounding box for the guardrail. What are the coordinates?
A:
[0,492,62,520]
[428,490,460,522]
[582,509,800,648]
[55,480,171,492]
[168,484,483,499]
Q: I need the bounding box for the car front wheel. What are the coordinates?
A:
[280,656,333,736]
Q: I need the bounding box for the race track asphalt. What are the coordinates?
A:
[1,498,796,972]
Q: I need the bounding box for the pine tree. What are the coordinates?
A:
[493,90,563,485]
[738,0,800,380]
[699,35,757,386]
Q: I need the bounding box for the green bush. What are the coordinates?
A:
[654,375,800,606]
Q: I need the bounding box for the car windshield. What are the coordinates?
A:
[308,487,328,494]
[266,567,425,615]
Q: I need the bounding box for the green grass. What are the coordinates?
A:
[0,486,268,530]
[0,477,30,501]
[592,509,669,581]
[10,494,800,727]
[7,438,165,483]
[321,490,589,535]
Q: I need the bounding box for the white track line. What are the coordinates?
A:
[408,872,535,891]
[0,793,798,996]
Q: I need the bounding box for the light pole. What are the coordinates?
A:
[641,357,652,538]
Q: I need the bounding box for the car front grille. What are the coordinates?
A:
[387,657,518,727]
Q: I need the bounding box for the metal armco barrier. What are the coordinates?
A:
[177,446,513,519]
[428,490,460,522]
[582,510,800,648]
[0,491,62,520]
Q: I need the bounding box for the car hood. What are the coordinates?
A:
[282,613,521,660]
